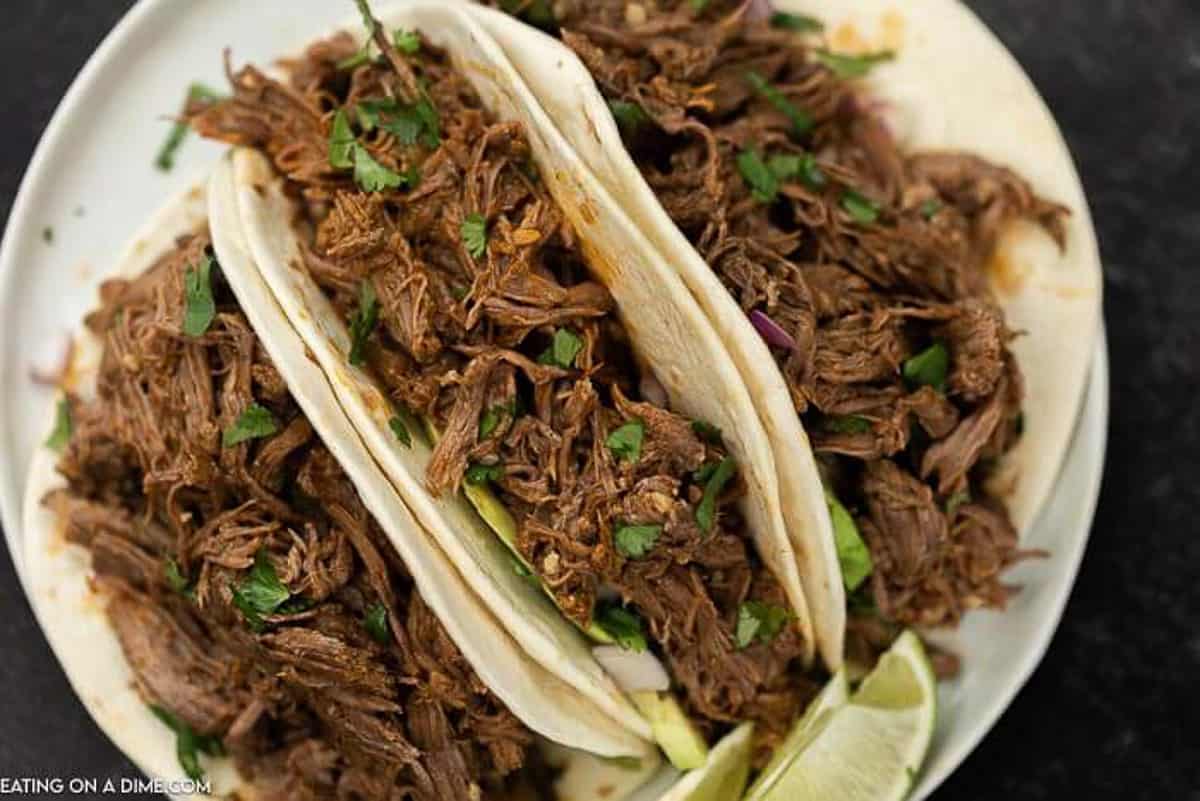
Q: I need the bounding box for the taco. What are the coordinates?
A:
[475,0,1103,666]
[189,0,845,776]
[21,174,670,801]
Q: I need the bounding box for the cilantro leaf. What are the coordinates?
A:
[746,71,814,136]
[329,109,356,169]
[394,29,421,54]
[921,198,943,220]
[164,558,192,596]
[903,342,950,392]
[364,603,391,644]
[825,415,871,434]
[691,419,723,445]
[358,97,441,148]
[155,83,223,172]
[771,11,824,32]
[825,492,873,592]
[222,404,278,448]
[695,457,737,533]
[353,145,410,192]
[465,462,504,486]
[609,100,651,140]
[841,190,881,224]
[767,152,827,190]
[593,603,648,652]
[461,213,488,259]
[614,523,662,559]
[815,49,896,79]
[45,398,72,452]
[479,401,516,439]
[606,420,645,463]
[231,549,293,631]
[150,706,224,782]
[538,328,584,369]
[735,601,793,649]
[945,489,972,518]
[348,279,380,367]
[182,253,216,338]
[388,415,412,447]
[736,149,779,203]
[499,0,556,29]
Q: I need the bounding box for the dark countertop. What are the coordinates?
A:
[1,2,1196,799]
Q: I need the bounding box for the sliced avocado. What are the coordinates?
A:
[631,691,710,771]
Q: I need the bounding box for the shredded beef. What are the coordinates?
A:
[484,0,1059,638]
[51,230,534,800]
[192,21,814,751]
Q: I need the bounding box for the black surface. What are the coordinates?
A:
[1,1,1197,799]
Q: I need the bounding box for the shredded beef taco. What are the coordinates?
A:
[188,0,847,778]
[21,177,664,801]
[476,0,1102,667]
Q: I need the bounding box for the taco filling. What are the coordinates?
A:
[45,229,541,800]
[191,21,818,759]
[491,0,1060,670]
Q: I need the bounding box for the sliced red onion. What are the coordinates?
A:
[743,0,774,23]
[749,309,797,351]
[593,645,671,693]
[639,371,669,407]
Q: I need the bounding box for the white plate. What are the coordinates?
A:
[0,2,1108,799]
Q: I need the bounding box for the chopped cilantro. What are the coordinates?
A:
[45,398,72,452]
[842,190,881,224]
[593,603,647,652]
[499,0,556,30]
[614,523,662,559]
[394,29,421,54]
[826,492,873,592]
[921,198,943,220]
[164,558,191,596]
[231,549,293,631]
[825,415,871,434]
[691,419,723,444]
[155,83,223,171]
[461,213,488,259]
[364,603,391,644]
[608,99,652,140]
[182,252,217,337]
[606,419,645,463]
[150,706,224,782]
[329,109,356,169]
[903,342,950,392]
[945,489,972,518]
[771,11,824,32]
[357,97,440,148]
[222,404,278,448]
[815,49,896,79]
[767,152,827,190]
[353,145,412,192]
[735,601,792,649]
[538,328,584,369]
[388,415,412,447]
[746,71,814,136]
[736,149,779,203]
[465,462,504,486]
[695,457,737,533]
[479,401,516,439]
[348,280,380,367]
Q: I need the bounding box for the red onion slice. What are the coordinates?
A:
[749,309,797,351]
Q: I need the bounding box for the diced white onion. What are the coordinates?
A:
[593,645,671,693]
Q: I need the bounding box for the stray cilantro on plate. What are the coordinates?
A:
[155,83,223,171]
[183,252,217,337]
[735,601,792,649]
[348,280,380,366]
[815,49,896,79]
[614,523,662,559]
[222,404,278,448]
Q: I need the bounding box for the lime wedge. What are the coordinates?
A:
[750,630,936,801]
[659,722,754,801]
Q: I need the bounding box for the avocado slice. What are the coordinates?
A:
[631,691,710,771]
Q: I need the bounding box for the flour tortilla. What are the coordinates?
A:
[22,175,652,800]
[473,0,1103,665]
[231,0,822,748]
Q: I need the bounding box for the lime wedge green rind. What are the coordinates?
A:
[631,691,710,771]
[658,722,754,801]
[750,630,936,801]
